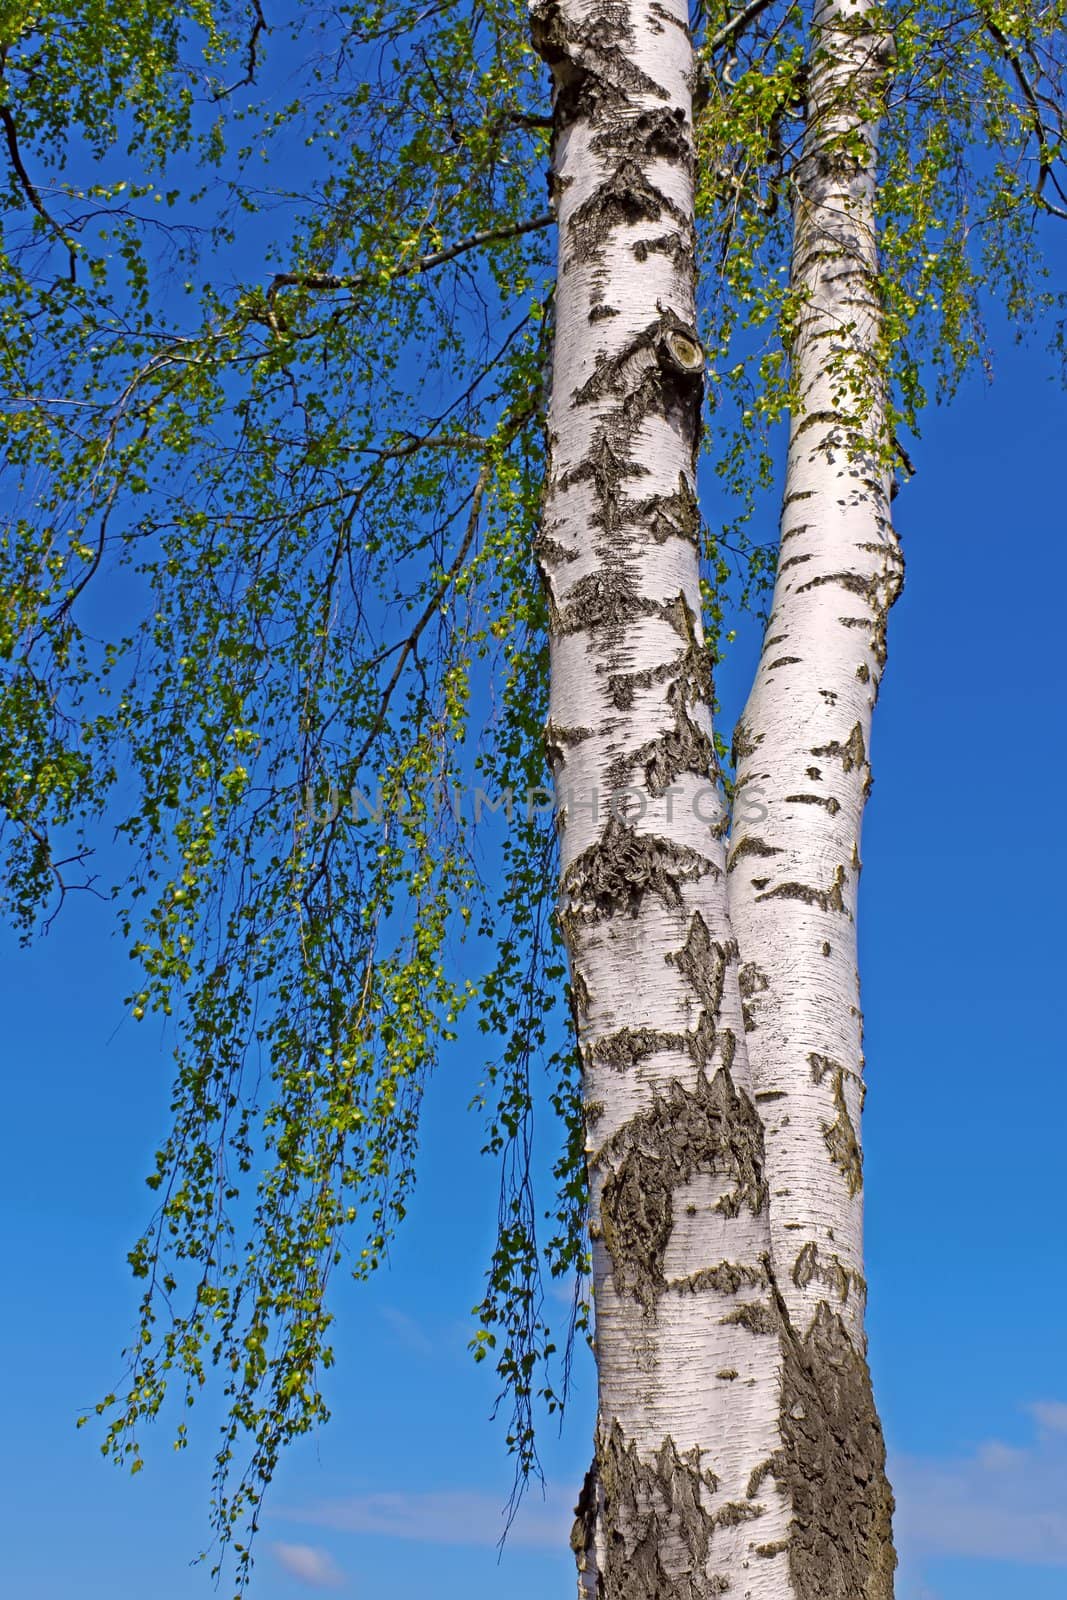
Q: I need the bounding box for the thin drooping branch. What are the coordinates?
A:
[212,0,268,99]
[266,212,555,311]
[982,14,1067,215]
[706,0,778,55]
[348,460,493,774]
[0,103,78,270]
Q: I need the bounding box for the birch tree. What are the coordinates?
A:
[1,1,1064,1596]
[533,2,893,1591]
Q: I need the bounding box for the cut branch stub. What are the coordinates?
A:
[657,322,704,380]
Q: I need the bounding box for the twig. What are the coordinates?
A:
[983,14,1067,218]
[212,0,267,99]
[706,0,778,56]
[0,104,78,273]
[266,212,555,310]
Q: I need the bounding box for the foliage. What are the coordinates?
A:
[694,0,1067,490]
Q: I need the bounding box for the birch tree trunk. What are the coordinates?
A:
[727,1,901,1593]
[531,3,796,1594]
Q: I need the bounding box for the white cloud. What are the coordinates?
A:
[975,1439,1026,1471]
[271,1542,345,1589]
[892,1400,1067,1567]
[278,1402,1067,1577]
[278,1485,574,1550]
[378,1305,435,1358]
[1028,1400,1067,1434]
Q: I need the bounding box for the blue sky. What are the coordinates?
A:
[2,33,1067,1596]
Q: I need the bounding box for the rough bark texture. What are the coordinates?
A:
[727,1,900,1593]
[531,2,795,1594]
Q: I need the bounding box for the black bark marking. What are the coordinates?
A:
[556,429,651,539]
[605,643,702,711]
[797,569,876,601]
[793,1241,865,1306]
[792,407,850,439]
[562,815,716,924]
[573,313,702,444]
[581,1421,721,1599]
[812,721,865,772]
[785,792,842,815]
[823,1070,863,1195]
[534,530,579,567]
[669,1258,769,1295]
[571,1458,599,1564]
[649,0,690,35]
[597,1067,766,1310]
[714,1499,764,1526]
[592,1025,684,1070]
[633,230,692,268]
[746,1455,783,1499]
[593,102,692,169]
[544,719,593,773]
[776,1299,896,1600]
[720,1299,778,1335]
[557,565,658,636]
[630,687,718,797]
[779,551,815,573]
[530,2,667,132]
[808,1053,840,1085]
[755,864,848,913]
[664,914,737,1074]
[573,327,661,405]
[727,835,782,873]
[632,473,700,545]
[667,912,730,1012]
[756,1539,790,1558]
[558,429,649,493]
[738,961,769,1033]
[568,159,683,261]
[732,717,762,764]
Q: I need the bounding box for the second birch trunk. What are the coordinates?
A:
[728,1,901,1592]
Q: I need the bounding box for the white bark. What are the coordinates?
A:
[532,2,794,1594]
[727,0,900,1591]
